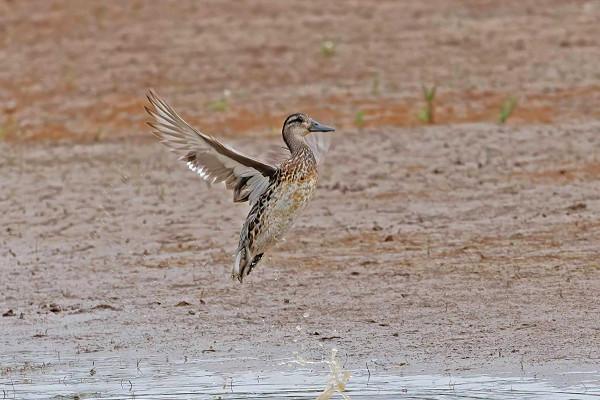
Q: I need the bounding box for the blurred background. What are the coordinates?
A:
[1,0,599,141]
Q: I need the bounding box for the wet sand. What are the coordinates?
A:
[2,122,599,377]
[1,0,600,380]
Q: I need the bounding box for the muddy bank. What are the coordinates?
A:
[1,122,599,376]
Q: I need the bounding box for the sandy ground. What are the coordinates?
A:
[2,122,600,377]
[1,0,600,380]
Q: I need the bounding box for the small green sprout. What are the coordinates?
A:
[499,97,517,124]
[418,84,436,124]
[0,117,16,139]
[207,100,229,112]
[355,110,365,129]
[207,89,231,112]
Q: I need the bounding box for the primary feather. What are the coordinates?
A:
[145,89,275,206]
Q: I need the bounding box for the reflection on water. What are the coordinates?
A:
[1,350,599,400]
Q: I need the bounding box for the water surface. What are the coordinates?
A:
[1,351,599,399]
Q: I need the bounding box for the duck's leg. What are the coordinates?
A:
[232,205,260,282]
[233,245,264,281]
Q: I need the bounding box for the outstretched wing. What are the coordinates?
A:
[145,89,277,205]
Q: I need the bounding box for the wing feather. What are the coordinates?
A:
[145,89,277,205]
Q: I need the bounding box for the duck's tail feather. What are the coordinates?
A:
[232,247,263,283]
[233,248,247,283]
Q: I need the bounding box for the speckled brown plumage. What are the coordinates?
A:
[237,146,319,277]
[145,91,334,282]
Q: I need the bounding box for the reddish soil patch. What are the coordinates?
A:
[1,0,600,141]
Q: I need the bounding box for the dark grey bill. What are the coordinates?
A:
[309,119,335,132]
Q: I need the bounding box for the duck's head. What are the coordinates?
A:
[282,113,335,137]
[281,112,335,157]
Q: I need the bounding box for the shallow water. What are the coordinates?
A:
[1,351,599,400]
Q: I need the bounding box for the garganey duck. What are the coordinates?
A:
[145,90,335,282]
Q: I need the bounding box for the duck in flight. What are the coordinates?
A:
[145,90,335,282]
